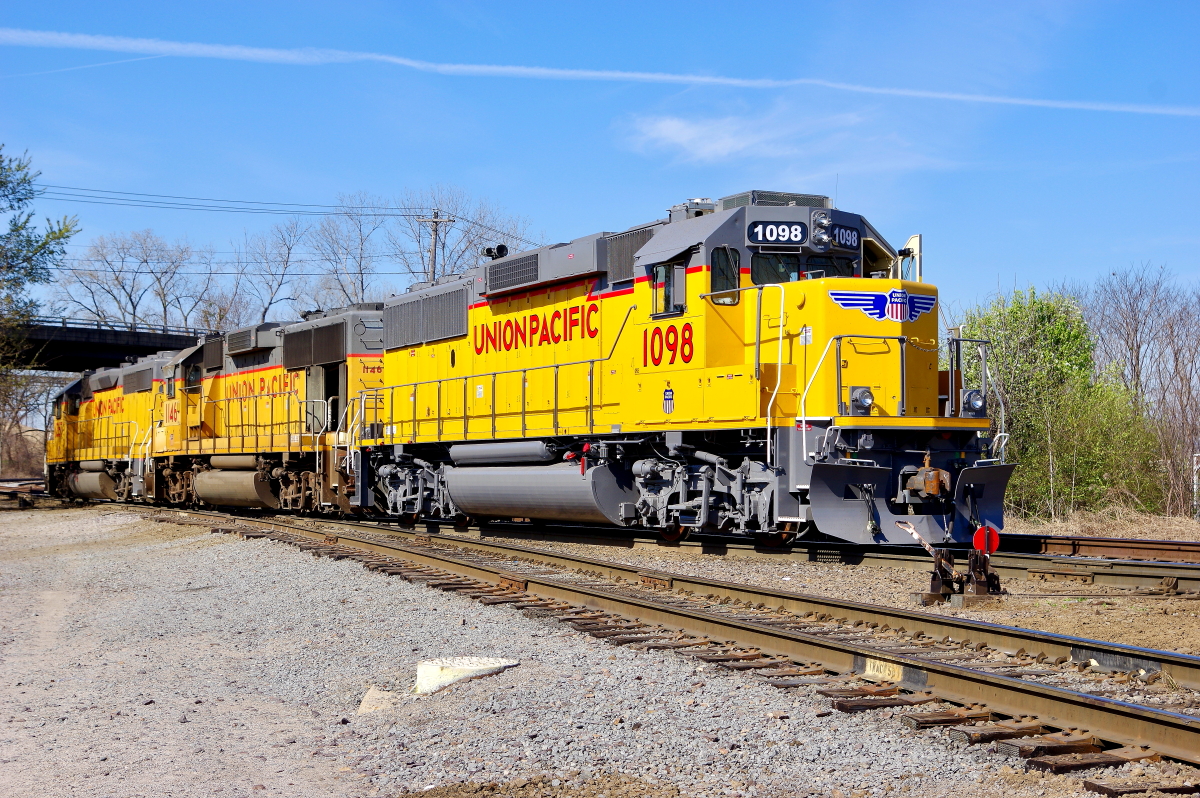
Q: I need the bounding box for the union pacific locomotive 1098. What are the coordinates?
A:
[46,189,1013,546]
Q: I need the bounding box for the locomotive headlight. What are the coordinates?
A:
[812,230,831,246]
[852,387,874,409]
[963,389,985,413]
[813,211,831,228]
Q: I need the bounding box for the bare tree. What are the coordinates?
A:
[309,193,390,308]
[1076,268,1200,515]
[387,185,534,284]
[0,369,73,477]
[242,217,310,322]
[52,230,211,330]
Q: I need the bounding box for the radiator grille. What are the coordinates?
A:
[122,368,153,394]
[605,227,656,283]
[226,329,254,353]
[282,328,312,370]
[385,300,423,350]
[311,322,345,365]
[723,190,829,210]
[722,193,752,211]
[487,253,538,292]
[423,288,467,343]
[754,191,828,207]
[203,338,224,371]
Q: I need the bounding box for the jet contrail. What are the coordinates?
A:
[2,27,1197,117]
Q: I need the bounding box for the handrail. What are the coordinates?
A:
[799,334,908,462]
[946,336,990,419]
[699,284,787,467]
[113,420,141,463]
[354,305,637,445]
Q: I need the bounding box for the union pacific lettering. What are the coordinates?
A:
[226,371,301,399]
[92,395,126,416]
[473,303,600,355]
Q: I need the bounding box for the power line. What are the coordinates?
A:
[34,182,541,248]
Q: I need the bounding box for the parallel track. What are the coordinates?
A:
[458,522,1200,593]
[134,506,1200,765]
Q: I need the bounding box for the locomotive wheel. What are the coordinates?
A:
[658,524,690,543]
[753,530,797,548]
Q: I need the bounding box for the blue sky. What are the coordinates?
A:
[2,1,1197,316]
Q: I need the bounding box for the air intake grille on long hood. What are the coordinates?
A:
[487,254,538,292]
[311,322,346,365]
[282,328,312,370]
[385,299,423,350]
[203,338,224,371]
[605,227,656,283]
[122,368,153,394]
[423,287,468,342]
[226,329,254,354]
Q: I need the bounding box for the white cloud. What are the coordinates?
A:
[1,27,1198,117]
[628,109,871,164]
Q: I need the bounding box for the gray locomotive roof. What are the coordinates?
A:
[363,190,895,312]
[633,211,737,265]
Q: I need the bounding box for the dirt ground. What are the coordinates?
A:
[1005,506,1200,542]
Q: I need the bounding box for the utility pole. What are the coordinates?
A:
[417,209,455,283]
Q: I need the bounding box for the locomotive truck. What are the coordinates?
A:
[46,189,1012,546]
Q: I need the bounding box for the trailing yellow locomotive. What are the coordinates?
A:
[46,190,1012,546]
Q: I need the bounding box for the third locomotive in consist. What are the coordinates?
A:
[47,189,1012,546]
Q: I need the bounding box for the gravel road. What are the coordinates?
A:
[2,507,1187,798]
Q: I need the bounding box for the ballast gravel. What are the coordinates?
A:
[0,507,1161,798]
[489,534,1200,656]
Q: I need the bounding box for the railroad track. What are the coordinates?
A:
[129,505,1200,777]
[1002,533,1200,564]
[452,522,1200,593]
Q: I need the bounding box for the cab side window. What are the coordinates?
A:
[711,247,740,305]
[652,257,686,316]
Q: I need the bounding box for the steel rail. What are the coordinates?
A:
[999,532,1200,564]
[417,521,1200,592]
[136,507,1200,763]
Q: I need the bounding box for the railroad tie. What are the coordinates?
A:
[832,692,937,713]
[1082,778,1198,796]
[719,659,796,671]
[818,683,899,699]
[898,704,991,728]
[994,730,1100,758]
[946,716,1043,744]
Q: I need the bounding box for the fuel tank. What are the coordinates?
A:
[209,455,259,470]
[448,441,556,465]
[193,469,279,509]
[68,471,118,500]
[443,462,636,525]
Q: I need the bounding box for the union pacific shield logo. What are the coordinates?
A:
[829,289,937,322]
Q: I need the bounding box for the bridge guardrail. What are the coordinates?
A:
[27,316,219,337]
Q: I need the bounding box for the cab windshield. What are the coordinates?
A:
[750,253,858,284]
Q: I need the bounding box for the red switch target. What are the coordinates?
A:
[973,525,1000,554]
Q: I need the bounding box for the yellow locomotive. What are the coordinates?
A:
[47,190,1012,545]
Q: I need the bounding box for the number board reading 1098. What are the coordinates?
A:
[747,222,808,245]
[831,224,860,249]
